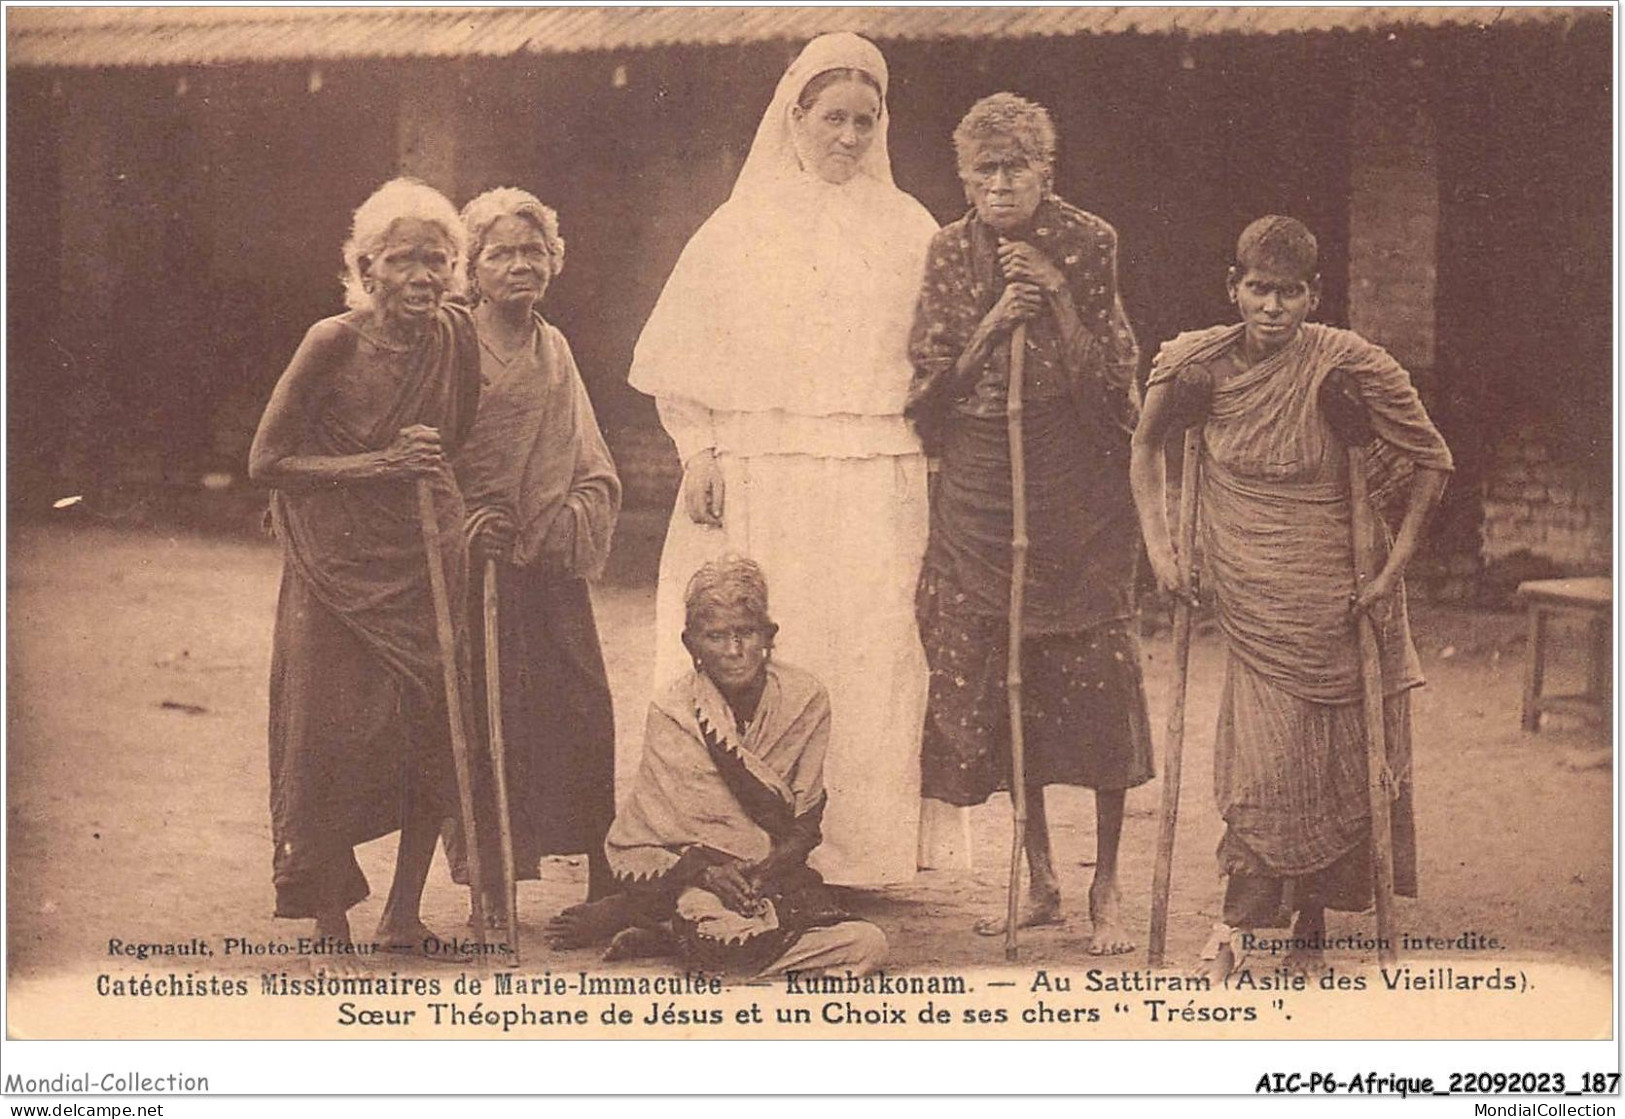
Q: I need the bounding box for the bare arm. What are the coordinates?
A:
[657,396,725,528]
[1005,242,1091,384]
[1130,381,1183,594]
[747,798,825,891]
[247,320,441,490]
[908,284,1043,418]
[1353,465,1450,613]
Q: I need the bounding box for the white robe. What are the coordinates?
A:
[628,33,970,885]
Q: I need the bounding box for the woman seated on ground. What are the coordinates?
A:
[1128,216,1453,978]
[443,187,621,923]
[248,177,480,960]
[548,556,887,978]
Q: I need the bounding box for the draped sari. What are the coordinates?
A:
[906,199,1154,805]
[606,662,849,972]
[1148,322,1453,915]
[445,315,621,896]
[267,304,480,918]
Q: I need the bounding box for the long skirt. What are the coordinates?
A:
[445,564,616,900]
[916,564,1155,806]
[650,450,965,886]
[1214,652,1418,925]
[268,567,454,919]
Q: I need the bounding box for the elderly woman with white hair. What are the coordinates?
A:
[249,177,480,958]
[443,187,622,922]
[906,94,1152,952]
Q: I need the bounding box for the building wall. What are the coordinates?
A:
[1339,21,1612,596]
[9,23,1610,581]
[1428,20,1613,585]
[1481,430,1611,575]
[1347,51,1437,384]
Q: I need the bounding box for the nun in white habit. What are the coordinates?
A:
[629,32,969,886]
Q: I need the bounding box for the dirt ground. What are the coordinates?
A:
[6,513,1613,987]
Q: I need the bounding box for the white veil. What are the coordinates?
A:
[731,30,898,198]
[628,32,940,417]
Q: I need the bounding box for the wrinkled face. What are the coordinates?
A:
[363,217,456,327]
[1229,264,1320,356]
[687,602,771,699]
[790,79,881,185]
[964,135,1046,233]
[474,214,554,311]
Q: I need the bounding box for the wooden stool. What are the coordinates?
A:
[1516,576,1612,732]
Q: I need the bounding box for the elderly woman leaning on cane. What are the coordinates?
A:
[248,178,481,960]
[548,556,888,978]
[1128,216,1452,980]
[443,187,622,925]
[905,93,1153,953]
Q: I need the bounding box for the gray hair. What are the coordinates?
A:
[683,555,774,637]
[459,186,567,304]
[339,178,466,312]
[952,92,1057,183]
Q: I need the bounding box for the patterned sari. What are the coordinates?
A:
[905,198,1153,805]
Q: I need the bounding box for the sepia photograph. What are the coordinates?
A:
[3,1,1616,1090]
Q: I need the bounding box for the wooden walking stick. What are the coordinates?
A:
[483,557,521,966]
[1346,446,1398,968]
[1004,321,1030,963]
[417,479,488,954]
[1148,427,1202,968]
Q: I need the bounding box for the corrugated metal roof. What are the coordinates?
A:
[8,5,1609,69]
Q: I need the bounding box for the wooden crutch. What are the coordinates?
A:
[483,557,521,966]
[1004,321,1030,962]
[1148,427,1202,968]
[1346,445,1398,967]
[417,479,488,955]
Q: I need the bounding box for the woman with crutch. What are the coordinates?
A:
[906,93,1152,955]
[448,188,622,934]
[249,178,481,961]
[1130,216,1452,980]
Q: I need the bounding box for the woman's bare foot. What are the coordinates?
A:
[1194,924,1244,984]
[1087,875,1135,956]
[1284,906,1326,974]
[376,920,472,963]
[603,925,675,962]
[1195,944,1237,984]
[308,911,365,977]
[547,895,638,949]
[467,889,511,930]
[974,888,1063,936]
[1284,947,1327,975]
